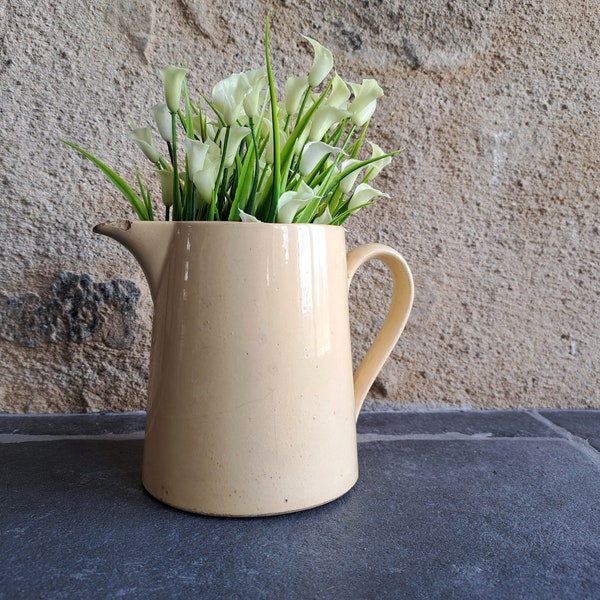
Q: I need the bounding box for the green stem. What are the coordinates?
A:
[210,126,231,220]
[265,16,280,222]
[171,112,182,220]
[247,117,261,214]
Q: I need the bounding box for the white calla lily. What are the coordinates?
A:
[299,141,338,175]
[128,127,160,163]
[65,24,396,225]
[242,68,267,119]
[309,105,349,141]
[339,158,363,194]
[314,205,333,224]
[276,181,317,223]
[186,140,221,203]
[352,102,377,128]
[327,73,351,108]
[303,36,333,88]
[183,138,211,176]
[239,209,262,223]
[212,72,251,126]
[157,169,175,207]
[159,66,187,113]
[285,76,309,115]
[365,141,393,180]
[348,79,384,126]
[348,183,389,211]
[293,125,311,155]
[220,126,250,168]
[150,103,173,143]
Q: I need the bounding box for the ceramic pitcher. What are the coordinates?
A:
[94,220,413,516]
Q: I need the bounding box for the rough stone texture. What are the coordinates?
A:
[0,1,599,411]
[0,272,141,348]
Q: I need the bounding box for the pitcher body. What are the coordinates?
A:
[94,220,413,516]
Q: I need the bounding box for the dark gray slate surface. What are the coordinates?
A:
[1,410,600,599]
[540,410,600,452]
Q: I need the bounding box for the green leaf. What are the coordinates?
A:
[60,139,150,220]
[264,15,281,222]
[135,170,154,221]
[321,149,403,199]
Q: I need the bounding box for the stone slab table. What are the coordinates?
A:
[1,410,600,599]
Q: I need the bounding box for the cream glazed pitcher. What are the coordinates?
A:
[94,220,414,516]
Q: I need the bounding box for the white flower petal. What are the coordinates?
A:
[150,103,173,143]
[276,183,317,223]
[285,76,309,115]
[365,141,393,180]
[299,141,337,175]
[339,158,363,194]
[303,36,334,88]
[212,72,251,126]
[239,209,262,223]
[314,205,333,224]
[128,127,160,163]
[159,66,187,113]
[348,183,389,211]
[309,106,349,141]
[327,73,351,108]
[348,79,384,126]
[183,138,210,175]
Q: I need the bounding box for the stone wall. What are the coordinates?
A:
[0,0,598,412]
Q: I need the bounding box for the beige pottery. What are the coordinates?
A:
[94,221,413,516]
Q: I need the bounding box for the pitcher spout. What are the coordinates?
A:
[93,220,172,302]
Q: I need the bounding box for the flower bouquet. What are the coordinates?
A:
[63,19,400,226]
[60,19,414,517]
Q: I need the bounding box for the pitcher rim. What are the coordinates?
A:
[94,219,346,232]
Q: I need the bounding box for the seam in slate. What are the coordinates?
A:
[528,410,600,470]
[0,432,145,444]
[357,433,582,443]
[0,432,581,445]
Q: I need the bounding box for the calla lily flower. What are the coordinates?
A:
[64,24,396,225]
[157,169,175,207]
[365,142,393,181]
[185,140,221,203]
[348,182,389,211]
[242,68,267,119]
[212,72,251,126]
[239,209,262,223]
[159,66,187,113]
[150,103,173,143]
[309,105,348,141]
[299,141,338,175]
[128,127,161,163]
[348,79,384,126]
[303,36,333,88]
[183,138,210,174]
[276,181,317,223]
[220,126,250,168]
[339,158,364,194]
[293,125,311,155]
[285,76,309,115]
[314,205,333,224]
[327,74,351,108]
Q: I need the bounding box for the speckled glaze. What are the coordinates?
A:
[94,221,413,516]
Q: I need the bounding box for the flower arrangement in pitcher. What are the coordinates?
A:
[63,18,401,225]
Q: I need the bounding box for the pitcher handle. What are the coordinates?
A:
[346,243,414,420]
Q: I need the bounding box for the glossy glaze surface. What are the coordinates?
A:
[94,221,413,516]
